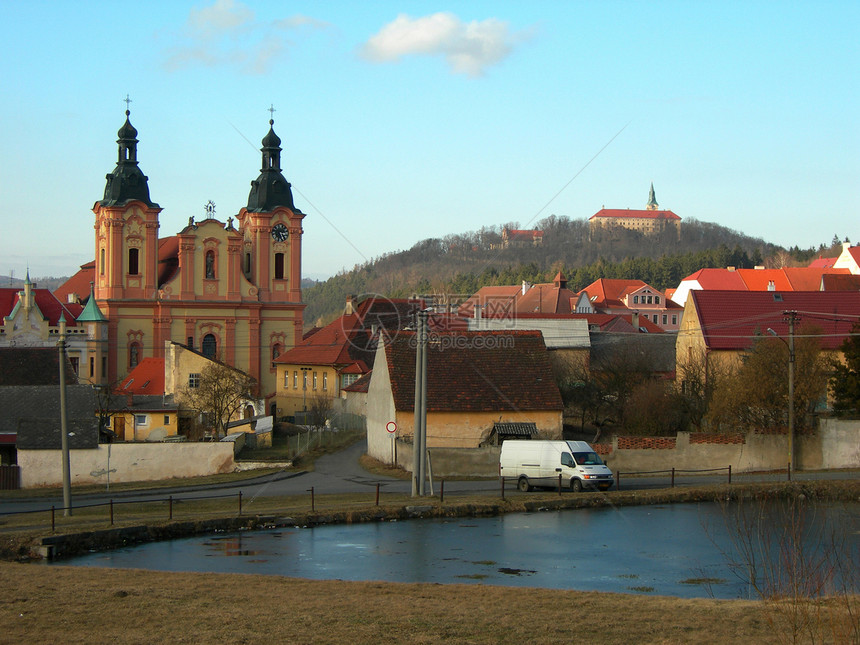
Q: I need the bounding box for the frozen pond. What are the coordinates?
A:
[58,501,859,599]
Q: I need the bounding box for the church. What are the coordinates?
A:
[57,108,306,414]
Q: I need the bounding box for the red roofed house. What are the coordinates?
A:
[676,290,860,389]
[833,242,860,275]
[274,296,422,419]
[459,272,579,318]
[671,266,852,306]
[576,278,683,331]
[1,274,108,385]
[502,228,544,247]
[365,330,563,465]
[588,184,681,240]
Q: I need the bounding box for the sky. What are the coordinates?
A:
[1,0,858,281]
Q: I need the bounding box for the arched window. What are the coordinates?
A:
[100,248,105,276]
[274,253,285,280]
[129,342,141,369]
[201,334,217,359]
[128,248,139,275]
[272,343,282,360]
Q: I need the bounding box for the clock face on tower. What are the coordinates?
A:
[271,223,289,242]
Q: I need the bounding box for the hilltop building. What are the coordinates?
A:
[589,184,681,240]
[56,109,306,414]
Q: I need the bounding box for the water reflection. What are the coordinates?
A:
[57,501,859,600]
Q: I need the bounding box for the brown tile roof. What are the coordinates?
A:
[383,330,562,413]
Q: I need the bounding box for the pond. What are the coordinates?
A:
[57,501,859,599]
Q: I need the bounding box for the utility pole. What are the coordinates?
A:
[58,315,72,516]
[785,310,799,473]
[411,311,428,496]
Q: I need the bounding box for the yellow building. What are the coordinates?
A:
[58,110,304,415]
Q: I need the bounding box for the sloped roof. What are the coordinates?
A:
[53,262,96,305]
[0,348,78,385]
[118,357,165,395]
[342,370,372,393]
[809,256,838,269]
[590,208,680,221]
[578,278,647,308]
[0,287,81,327]
[458,286,520,317]
[690,290,860,351]
[821,273,860,291]
[0,384,99,449]
[275,311,376,372]
[383,330,562,413]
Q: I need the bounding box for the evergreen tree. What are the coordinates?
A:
[830,322,860,414]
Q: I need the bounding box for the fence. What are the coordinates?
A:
[0,465,20,490]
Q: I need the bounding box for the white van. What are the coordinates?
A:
[499,440,614,492]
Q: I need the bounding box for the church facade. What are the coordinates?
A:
[59,109,305,413]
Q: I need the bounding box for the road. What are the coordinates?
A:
[2,439,857,516]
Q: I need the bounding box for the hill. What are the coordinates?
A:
[302,216,837,326]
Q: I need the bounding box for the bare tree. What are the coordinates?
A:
[179,363,257,438]
[307,392,333,431]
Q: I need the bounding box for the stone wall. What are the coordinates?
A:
[386,421,860,478]
[18,442,236,488]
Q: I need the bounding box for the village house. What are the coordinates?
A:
[576,278,683,332]
[365,330,563,465]
[675,290,860,386]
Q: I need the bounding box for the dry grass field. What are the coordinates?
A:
[0,561,795,644]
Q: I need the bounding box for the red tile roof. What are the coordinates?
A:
[809,256,837,269]
[0,287,81,327]
[117,358,165,395]
[53,262,96,305]
[690,290,860,351]
[590,208,680,221]
[383,330,563,412]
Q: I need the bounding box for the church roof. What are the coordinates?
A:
[98,109,159,209]
[246,118,300,213]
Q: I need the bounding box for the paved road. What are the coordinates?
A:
[2,440,857,517]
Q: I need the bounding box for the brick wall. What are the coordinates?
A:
[617,436,677,450]
[689,433,745,445]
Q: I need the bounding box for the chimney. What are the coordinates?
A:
[345,295,354,315]
[767,280,775,291]
[522,280,531,295]
[474,303,482,320]
[631,312,639,329]
[126,393,134,407]
[727,266,736,272]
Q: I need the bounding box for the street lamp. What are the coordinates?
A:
[767,319,797,474]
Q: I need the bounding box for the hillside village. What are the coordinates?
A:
[1,109,859,490]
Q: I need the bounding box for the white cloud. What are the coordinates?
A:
[360,12,533,77]
[163,1,329,75]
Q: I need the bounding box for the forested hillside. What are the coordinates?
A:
[302,216,841,326]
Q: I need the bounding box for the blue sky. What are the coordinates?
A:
[1,0,858,281]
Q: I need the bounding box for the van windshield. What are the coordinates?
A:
[573,452,603,466]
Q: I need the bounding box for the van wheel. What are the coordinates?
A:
[571,478,583,493]
[518,477,531,492]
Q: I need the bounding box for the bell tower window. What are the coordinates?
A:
[100,248,105,275]
[128,248,139,275]
[274,253,285,280]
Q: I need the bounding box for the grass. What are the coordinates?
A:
[0,561,814,644]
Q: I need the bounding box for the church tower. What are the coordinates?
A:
[236,116,304,305]
[646,182,659,211]
[93,108,161,301]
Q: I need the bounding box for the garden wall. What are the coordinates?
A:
[18,442,236,488]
